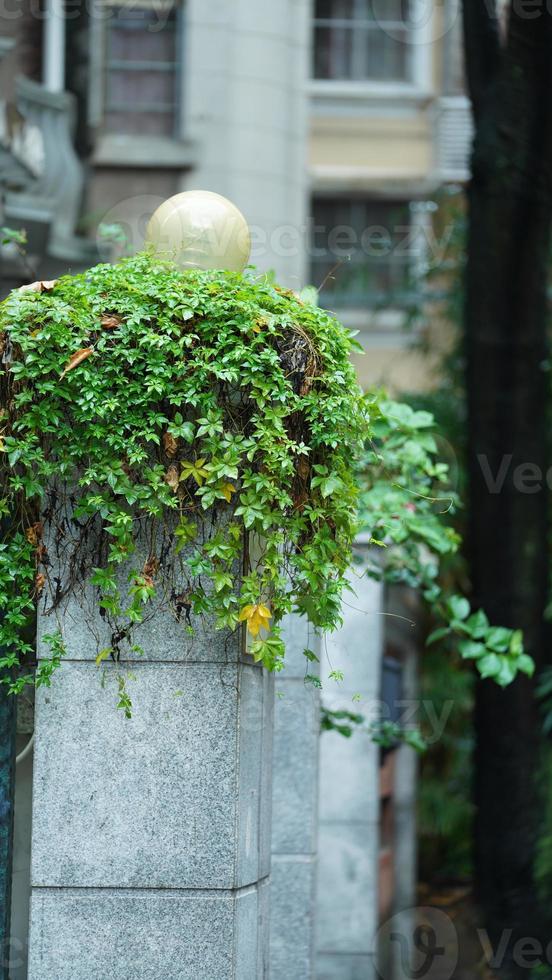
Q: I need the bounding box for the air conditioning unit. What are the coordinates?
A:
[434,96,474,183]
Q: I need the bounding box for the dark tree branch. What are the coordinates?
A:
[462,0,501,121]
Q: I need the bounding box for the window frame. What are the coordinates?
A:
[310,193,427,320]
[88,0,188,165]
[311,0,432,97]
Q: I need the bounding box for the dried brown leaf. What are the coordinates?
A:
[59,347,94,380]
[165,465,179,491]
[25,522,43,547]
[101,313,123,330]
[163,431,178,458]
[20,279,57,294]
[143,556,159,580]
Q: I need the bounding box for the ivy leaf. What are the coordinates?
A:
[459,639,486,660]
[485,627,512,653]
[517,653,535,677]
[174,517,197,554]
[220,482,237,503]
[478,652,501,679]
[465,609,490,638]
[180,458,210,486]
[426,626,450,646]
[238,602,272,637]
[447,595,470,622]
[509,629,524,656]
[304,674,322,689]
[250,636,284,670]
[303,648,320,663]
[95,648,112,667]
[59,347,94,380]
[496,656,518,687]
[320,474,344,498]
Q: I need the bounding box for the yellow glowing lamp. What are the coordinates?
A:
[145,190,251,273]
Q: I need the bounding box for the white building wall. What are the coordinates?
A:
[183,0,311,288]
[316,548,384,980]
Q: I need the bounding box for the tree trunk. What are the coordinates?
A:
[463,4,552,974]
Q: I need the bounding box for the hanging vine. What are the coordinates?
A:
[0,254,368,706]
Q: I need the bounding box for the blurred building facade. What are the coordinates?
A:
[0,4,471,978]
[0,0,470,392]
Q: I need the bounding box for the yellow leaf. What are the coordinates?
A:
[95,648,112,667]
[220,482,236,503]
[238,602,272,637]
[253,314,269,334]
[181,458,210,486]
[238,605,256,622]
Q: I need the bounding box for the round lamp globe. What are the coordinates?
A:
[145,190,251,273]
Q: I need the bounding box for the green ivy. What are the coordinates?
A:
[359,394,533,688]
[0,254,368,704]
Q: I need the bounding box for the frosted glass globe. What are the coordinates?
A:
[145,190,251,273]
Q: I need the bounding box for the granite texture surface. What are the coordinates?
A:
[28,885,263,980]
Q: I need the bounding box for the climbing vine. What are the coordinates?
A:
[359,394,534,687]
[0,253,367,706]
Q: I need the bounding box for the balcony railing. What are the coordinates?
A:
[1,45,97,285]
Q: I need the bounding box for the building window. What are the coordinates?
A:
[443,6,466,96]
[101,2,180,137]
[313,0,412,82]
[310,197,413,308]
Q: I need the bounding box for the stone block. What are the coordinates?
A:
[317,952,376,980]
[318,701,379,825]
[269,855,316,980]
[28,885,262,980]
[272,679,319,856]
[30,661,269,890]
[317,822,379,956]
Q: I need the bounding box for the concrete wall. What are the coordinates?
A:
[10,731,33,980]
[316,550,384,980]
[182,0,311,288]
[27,540,274,980]
[270,614,320,979]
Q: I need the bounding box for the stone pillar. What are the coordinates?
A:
[27,553,274,979]
[316,544,384,980]
[184,0,311,287]
[270,614,320,979]
[385,586,420,980]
